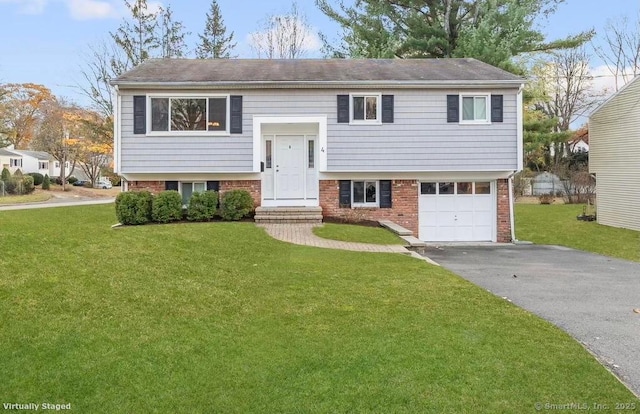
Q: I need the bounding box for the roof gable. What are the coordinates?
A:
[112,58,524,88]
[590,75,640,119]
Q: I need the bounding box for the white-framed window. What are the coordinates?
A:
[179,182,206,206]
[350,94,381,124]
[352,180,378,207]
[10,158,22,167]
[460,95,490,124]
[38,161,49,170]
[54,161,60,169]
[148,94,230,135]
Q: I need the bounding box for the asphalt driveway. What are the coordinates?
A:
[423,244,640,397]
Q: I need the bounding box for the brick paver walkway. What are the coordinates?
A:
[258,223,411,254]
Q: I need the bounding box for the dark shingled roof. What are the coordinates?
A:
[112,58,523,86]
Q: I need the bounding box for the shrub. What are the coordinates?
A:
[187,190,219,221]
[67,176,78,185]
[28,172,44,186]
[21,176,35,194]
[152,191,183,223]
[42,174,51,190]
[1,167,10,182]
[4,178,16,194]
[116,191,153,225]
[538,193,554,205]
[13,168,23,177]
[5,175,35,195]
[220,190,254,221]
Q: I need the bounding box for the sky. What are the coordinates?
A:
[0,0,638,108]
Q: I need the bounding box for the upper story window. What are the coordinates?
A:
[351,94,381,124]
[460,95,489,124]
[149,95,229,134]
[38,161,49,170]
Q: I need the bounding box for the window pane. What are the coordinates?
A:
[421,182,436,195]
[457,182,472,194]
[462,97,474,121]
[151,98,169,131]
[353,181,365,203]
[308,140,314,169]
[171,98,206,131]
[365,96,377,120]
[475,182,491,194]
[353,97,364,120]
[365,181,377,203]
[182,183,193,205]
[194,182,206,193]
[266,140,272,169]
[439,182,454,195]
[208,98,227,131]
[475,97,487,120]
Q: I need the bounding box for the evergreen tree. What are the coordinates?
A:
[196,0,236,59]
[111,0,161,67]
[42,174,51,190]
[159,5,189,58]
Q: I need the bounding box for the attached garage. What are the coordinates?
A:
[419,181,496,242]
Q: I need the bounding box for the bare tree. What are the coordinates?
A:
[249,2,314,59]
[593,14,640,91]
[530,47,601,132]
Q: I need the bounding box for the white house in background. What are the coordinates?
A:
[50,159,72,178]
[568,127,589,153]
[9,148,51,176]
[589,75,640,232]
[0,147,23,174]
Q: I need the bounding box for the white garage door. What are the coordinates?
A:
[419,181,495,242]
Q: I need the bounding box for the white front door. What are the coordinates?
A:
[275,136,305,199]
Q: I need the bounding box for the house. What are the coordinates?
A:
[50,159,72,178]
[9,148,52,176]
[589,75,640,232]
[0,147,23,174]
[111,59,524,242]
[568,127,589,153]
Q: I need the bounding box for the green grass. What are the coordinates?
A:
[516,204,640,262]
[313,223,404,244]
[0,192,51,205]
[0,205,637,413]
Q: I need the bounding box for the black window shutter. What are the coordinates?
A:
[230,96,242,134]
[447,95,459,123]
[206,181,219,191]
[165,181,179,191]
[381,95,394,123]
[133,96,146,134]
[337,95,349,123]
[339,180,351,208]
[380,180,392,208]
[491,95,503,123]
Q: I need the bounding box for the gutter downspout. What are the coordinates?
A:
[507,171,518,243]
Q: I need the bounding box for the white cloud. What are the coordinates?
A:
[589,64,637,96]
[0,0,48,14]
[66,0,117,20]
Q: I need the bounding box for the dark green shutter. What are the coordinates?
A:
[491,95,503,123]
[206,181,219,191]
[230,96,242,134]
[380,180,392,208]
[339,180,351,208]
[133,96,146,134]
[337,95,349,123]
[165,181,178,191]
[381,95,394,123]
[447,95,459,123]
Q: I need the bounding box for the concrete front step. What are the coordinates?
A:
[256,218,323,224]
[255,215,324,221]
[255,206,322,215]
[255,206,323,224]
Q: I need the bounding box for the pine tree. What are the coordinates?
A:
[159,5,188,58]
[196,0,236,59]
[111,0,161,67]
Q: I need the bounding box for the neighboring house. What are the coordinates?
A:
[111,59,524,242]
[568,127,589,153]
[0,147,23,174]
[589,75,640,232]
[50,159,73,178]
[9,148,52,176]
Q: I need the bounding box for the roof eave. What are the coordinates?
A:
[110,79,525,90]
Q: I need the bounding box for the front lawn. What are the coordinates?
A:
[1,205,637,413]
[516,204,640,262]
[313,223,404,244]
[0,192,51,205]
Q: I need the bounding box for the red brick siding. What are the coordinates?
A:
[220,180,261,208]
[496,179,512,243]
[319,180,419,235]
[127,181,164,193]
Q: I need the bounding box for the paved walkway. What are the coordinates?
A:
[0,198,115,211]
[259,223,411,254]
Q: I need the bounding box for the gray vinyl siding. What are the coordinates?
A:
[589,77,640,231]
[118,88,519,173]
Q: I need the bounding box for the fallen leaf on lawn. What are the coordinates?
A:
[633,308,640,314]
